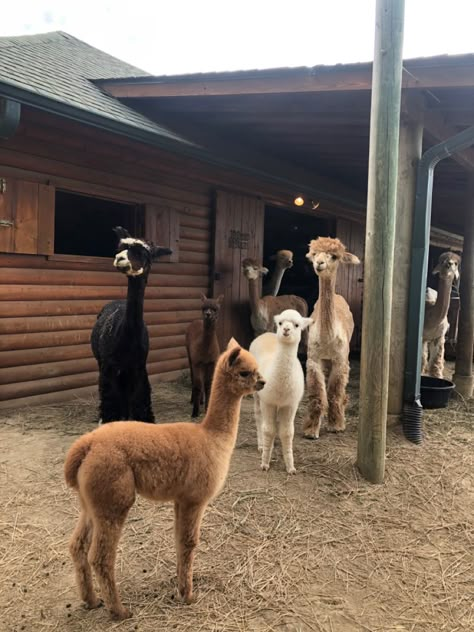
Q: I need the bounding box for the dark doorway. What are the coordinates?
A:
[55,190,144,257]
[263,206,334,312]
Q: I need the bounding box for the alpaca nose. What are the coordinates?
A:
[256,379,266,391]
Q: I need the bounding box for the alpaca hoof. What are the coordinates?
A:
[257,446,263,453]
[286,467,296,475]
[175,589,196,604]
[83,598,103,610]
[303,432,319,440]
[327,425,345,433]
[111,606,132,620]
[261,463,270,471]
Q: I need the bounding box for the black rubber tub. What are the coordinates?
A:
[420,376,455,409]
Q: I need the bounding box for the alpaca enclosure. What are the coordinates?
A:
[1,364,473,632]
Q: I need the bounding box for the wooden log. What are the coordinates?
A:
[179,251,210,265]
[0,383,99,411]
[357,0,405,484]
[0,370,99,400]
[0,357,98,385]
[178,238,210,255]
[148,357,189,377]
[0,267,209,287]
[180,215,211,230]
[0,314,97,335]
[148,347,187,361]
[0,328,91,352]
[0,343,93,368]
[0,284,207,301]
[147,334,186,352]
[180,227,210,242]
[0,298,203,317]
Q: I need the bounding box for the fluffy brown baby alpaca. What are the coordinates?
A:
[64,339,264,620]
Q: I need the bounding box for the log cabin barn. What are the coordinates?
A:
[0,31,473,413]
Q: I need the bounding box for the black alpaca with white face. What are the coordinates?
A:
[91,226,172,424]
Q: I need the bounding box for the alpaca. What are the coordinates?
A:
[185,293,224,417]
[422,251,461,379]
[262,249,294,296]
[64,340,264,620]
[90,226,172,424]
[303,237,360,439]
[250,309,313,473]
[242,257,308,338]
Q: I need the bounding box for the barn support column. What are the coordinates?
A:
[388,98,424,417]
[453,178,474,398]
[357,0,405,484]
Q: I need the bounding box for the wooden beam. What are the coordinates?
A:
[357,0,405,484]
[101,58,474,99]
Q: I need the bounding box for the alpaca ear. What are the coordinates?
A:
[113,226,131,240]
[432,264,441,276]
[454,268,460,281]
[200,293,207,302]
[151,246,173,259]
[217,294,224,305]
[342,252,360,265]
[227,337,240,350]
[262,267,269,275]
[301,317,314,330]
[228,347,241,367]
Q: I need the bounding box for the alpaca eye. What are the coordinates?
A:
[295,324,299,328]
[239,371,251,377]
[278,322,282,326]
[331,254,337,260]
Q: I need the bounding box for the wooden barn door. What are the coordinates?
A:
[213,190,264,350]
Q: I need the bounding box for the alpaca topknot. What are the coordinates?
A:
[307,237,348,258]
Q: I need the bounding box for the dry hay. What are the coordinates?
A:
[0,362,473,632]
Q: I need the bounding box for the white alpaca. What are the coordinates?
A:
[249,309,313,474]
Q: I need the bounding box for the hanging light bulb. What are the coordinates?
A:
[294,196,304,207]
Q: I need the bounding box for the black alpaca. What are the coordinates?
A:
[91,226,172,423]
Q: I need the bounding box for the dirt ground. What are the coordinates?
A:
[0,361,473,632]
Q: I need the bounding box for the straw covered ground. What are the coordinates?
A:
[0,362,473,632]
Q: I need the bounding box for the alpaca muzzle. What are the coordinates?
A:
[256,379,266,391]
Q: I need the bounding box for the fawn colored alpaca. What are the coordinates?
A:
[242,257,308,337]
[304,237,360,439]
[250,309,312,473]
[262,250,294,297]
[90,226,171,423]
[185,293,224,417]
[423,251,461,378]
[64,339,265,620]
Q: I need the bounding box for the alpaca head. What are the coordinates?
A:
[270,250,294,270]
[306,237,360,278]
[112,226,172,277]
[200,293,224,324]
[432,251,461,282]
[274,309,313,345]
[220,338,265,395]
[242,258,269,281]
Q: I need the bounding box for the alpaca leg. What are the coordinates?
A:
[174,502,206,603]
[204,363,215,411]
[421,341,429,375]
[303,359,327,439]
[88,514,131,620]
[191,366,204,418]
[130,372,155,423]
[254,393,263,452]
[429,336,446,379]
[99,372,123,423]
[260,401,277,471]
[327,360,350,432]
[277,405,297,474]
[69,509,102,609]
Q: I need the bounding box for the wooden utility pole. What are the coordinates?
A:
[357,0,405,483]
[453,177,474,398]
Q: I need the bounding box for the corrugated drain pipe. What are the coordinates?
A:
[402,124,474,443]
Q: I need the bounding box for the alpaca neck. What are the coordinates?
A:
[318,275,337,338]
[431,276,453,323]
[201,372,242,440]
[125,275,147,330]
[202,318,217,341]
[247,277,262,315]
[264,266,286,296]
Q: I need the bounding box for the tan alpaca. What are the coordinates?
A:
[423,251,461,379]
[64,340,265,621]
[262,249,294,296]
[242,257,308,337]
[304,237,360,438]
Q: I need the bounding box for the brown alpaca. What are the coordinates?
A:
[262,249,294,296]
[64,339,265,621]
[423,251,461,378]
[185,293,223,417]
[242,257,308,337]
[304,237,360,438]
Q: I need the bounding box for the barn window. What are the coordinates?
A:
[54,190,144,257]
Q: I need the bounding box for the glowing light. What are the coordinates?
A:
[294,196,304,207]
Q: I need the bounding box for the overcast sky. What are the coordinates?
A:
[1,0,473,75]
